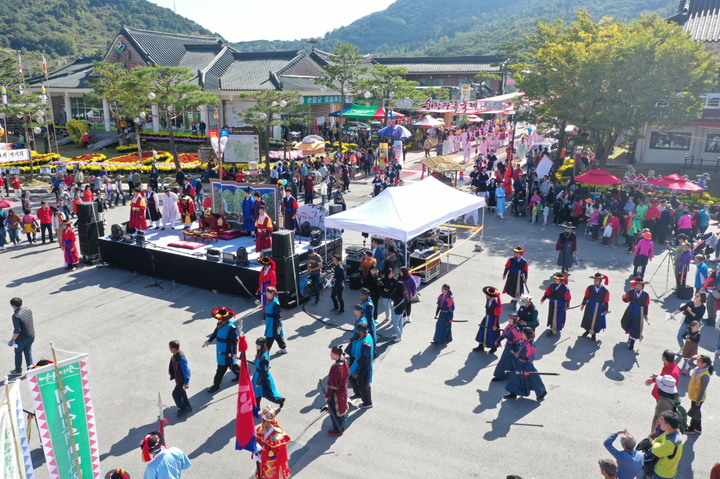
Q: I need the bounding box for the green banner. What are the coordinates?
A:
[302,95,352,105]
[26,355,100,479]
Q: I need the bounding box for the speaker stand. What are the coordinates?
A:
[145,249,164,289]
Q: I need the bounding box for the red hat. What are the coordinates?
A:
[630,276,648,285]
[482,286,500,297]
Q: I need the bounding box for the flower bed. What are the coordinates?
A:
[140,131,207,144]
[116,144,140,152]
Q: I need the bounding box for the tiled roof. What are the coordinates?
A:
[27,57,99,89]
[277,76,330,92]
[179,45,225,71]
[668,0,720,42]
[310,48,374,66]
[122,26,222,66]
[374,55,503,74]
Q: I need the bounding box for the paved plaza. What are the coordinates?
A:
[2,152,718,478]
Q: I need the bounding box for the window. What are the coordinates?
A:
[70,95,104,126]
[419,79,444,87]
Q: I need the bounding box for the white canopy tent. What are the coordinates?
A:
[324,177,486,242]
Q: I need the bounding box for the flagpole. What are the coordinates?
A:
[50,344,85,479]
[42,53,61,156]
[4,380,28,479]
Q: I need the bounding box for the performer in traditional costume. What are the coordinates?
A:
[492,313,523,381]
[432,284,455,345]
[281,188,298,231]
[255,206,273,252]
[161,188,180,230]
[252,191,266,225]
[620,277,650,350]
[145,184,162,229]
[503,246,529,302]
[60,220,79,271]
[177,195,196,229]
[580,272,610,341]
[359,288,376,345]
[141,431,191,479]
[128,187,147,232]
[540,272,571,336]
[242,187,256,235]
[254,406,291,479]
[556,222,577,274]
[348,321,374,409]
[252,337,285,409]
[203,307,238,392]
[474,286,502,353]
[262,287,286,354]
[325,345,350,436]
[256,257,277,306]
[504,327,547,401]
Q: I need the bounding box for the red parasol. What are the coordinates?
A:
[648,174,702,191]
[574,169,621,186]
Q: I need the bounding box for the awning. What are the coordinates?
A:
[421,156,464,173]
[329,104,405,119]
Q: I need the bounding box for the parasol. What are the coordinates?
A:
[648,173,702,191]
[574,169,621,186]
[0,199,16,208]
[378,124,412,140]
[293,138,325,155]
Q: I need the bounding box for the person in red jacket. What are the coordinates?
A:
[81,185,94,202]
[60,220,80,270]
[11,175,21,200]
[36,201,54,244]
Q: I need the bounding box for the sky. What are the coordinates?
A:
[148,0,397,42]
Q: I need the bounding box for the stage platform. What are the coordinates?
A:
[98,226,342,304]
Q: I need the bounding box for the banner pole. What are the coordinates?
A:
[4,380,28,479]
[50,343,84,479]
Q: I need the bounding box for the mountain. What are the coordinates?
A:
[0,0,216,69]
[231,0,678,56]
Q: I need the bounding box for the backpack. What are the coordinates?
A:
[672,401,689,433]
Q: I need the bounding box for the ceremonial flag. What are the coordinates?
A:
[41,86,48,104]
[235,335,259,453]
[2,86,7,105]
[42,56,48,75]
[25,354,102,479]
[1,380,36,479]
[17,53,22,74]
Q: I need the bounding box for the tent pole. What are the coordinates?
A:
[481,206,485,251]
[404,240,408,271]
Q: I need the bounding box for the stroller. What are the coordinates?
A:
[512,191,528,217]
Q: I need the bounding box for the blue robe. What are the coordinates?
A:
[242,196,255,232]
[142,447,191,479]
[362,299,377,345]
[505,339,546,398]
[252,351,281,402]
[433,293,455,344]
[264,298,284,339]
[493,324,522,380]
[496,186,506,215]
[209,322,237,366]
[349,335,374,388]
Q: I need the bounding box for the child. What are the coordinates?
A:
[680,320,701,374]
[530,191,541,224]
[542,200,550,226]
[22,209,39,244]
[168,340,192,417]
[72,191,81,219]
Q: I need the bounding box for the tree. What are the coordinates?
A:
[236,90,302,177]
[88,62,149,151]
[356,64,419,126]
[121,66,220,169]
[315,42,368,152]
[0,92,48,181]
[511,10,719,167]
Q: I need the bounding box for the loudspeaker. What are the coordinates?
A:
[309,227,322,246]
[676,285,693,300]
[272,230,295,258]
[77,221,104,256]
[236,247,249,266]
[329,204,343,215]
[346,257,361,277]
[135,231,145,245]
[222,252,236,264]
[273,254,300,308]
[261,248,273,258]
[76,202,99,224]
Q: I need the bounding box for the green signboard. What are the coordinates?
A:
[302,95,353,105]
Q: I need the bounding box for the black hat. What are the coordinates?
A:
[561,222,575,229]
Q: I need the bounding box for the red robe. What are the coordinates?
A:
[61,227,80,265]
[257,263,277,307]
[129,196,148,231]
[255,215,273,251]
[255,420,291,479]
[178,199,196,225]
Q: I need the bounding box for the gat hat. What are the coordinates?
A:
[259,257,271,265]
[656,375,678,395]
[105,469,131,479]
[482,286,500,297]
[163,187,170,192]
[245,187,252,194]
[359,287,371,296]
[518,295,532,306]
[561,222,576,229]
[254,191,261,197]
[630,276,649,285]
[551,272,568,281]
[513,246,524,254]
[590,272,609,285]
[211,307,236,320]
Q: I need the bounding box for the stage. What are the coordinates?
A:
[98,226,342,303]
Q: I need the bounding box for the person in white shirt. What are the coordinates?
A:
[161,188,180,230]
[320,177,328,208]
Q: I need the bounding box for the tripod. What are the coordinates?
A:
[145,248,163,289]
[645,250,673,299]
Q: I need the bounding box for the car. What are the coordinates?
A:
[345,121,371,133]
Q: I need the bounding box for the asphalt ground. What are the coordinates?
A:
[1,148,718,479]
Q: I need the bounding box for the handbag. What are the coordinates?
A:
[711,289,720,300]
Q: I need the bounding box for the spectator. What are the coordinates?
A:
[694,255,709,294]
[8,297,35,375]
[603,430,643,479]
[650,411,684,479]
[36,201,53,244]
[598,458,617,479]
[686,354,713,434]
[671,292,706,351]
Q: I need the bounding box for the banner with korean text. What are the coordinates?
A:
[25,355,101,479]
[1,379,36,479]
